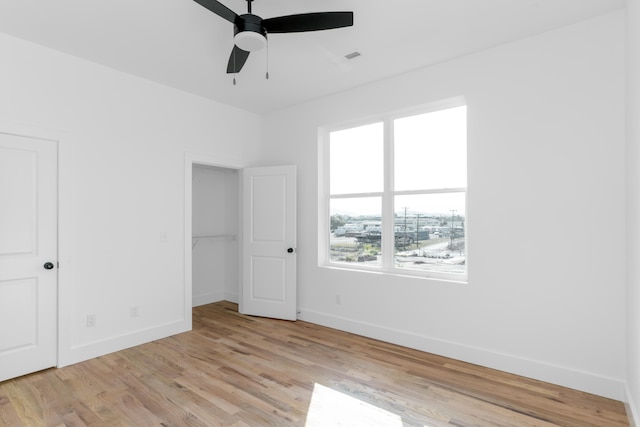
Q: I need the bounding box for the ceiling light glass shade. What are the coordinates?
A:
[234,31,266,52]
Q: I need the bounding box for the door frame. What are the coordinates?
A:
[0,120,71,368]
[184,153,249,320]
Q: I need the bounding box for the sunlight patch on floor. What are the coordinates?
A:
[305,383,404,427]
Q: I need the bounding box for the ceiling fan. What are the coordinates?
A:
[193,0,354,74]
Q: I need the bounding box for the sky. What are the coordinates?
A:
[329,105,467,217]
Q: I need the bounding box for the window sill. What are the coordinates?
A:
[319,263,468,285]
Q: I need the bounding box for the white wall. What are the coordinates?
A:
[0,4,631,410]
[626,0,640,423]
[192,165,239,306]
[263,12,626,400]
[0,31,262,366]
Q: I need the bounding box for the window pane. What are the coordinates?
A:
[329,197,382,266]
[394,193,465,274]
[330,122,383,195]
[394,106,466,191]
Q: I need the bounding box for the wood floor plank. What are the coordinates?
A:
[25,370,99,426]
[1,378,47,426]
[0,300,630,426]
[0,384,28,426]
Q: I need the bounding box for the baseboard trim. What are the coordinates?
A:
[298,308,625,401]
[626,385,640,427]
[224,291,239,304]
[59,318,189,368]
[193,291,226,307]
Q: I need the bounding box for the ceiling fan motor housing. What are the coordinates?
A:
[234,14,267,51]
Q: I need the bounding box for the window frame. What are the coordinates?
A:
[319,97,468,283]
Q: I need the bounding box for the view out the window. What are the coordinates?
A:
[326,104,467,279]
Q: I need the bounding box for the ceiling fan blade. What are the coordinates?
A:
[193,0,238,24]
[263,12,353,33]
[227,45,250,73]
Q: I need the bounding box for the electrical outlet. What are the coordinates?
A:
[86,314,96,327]
[130,306,139,318]
[160,232,167,242]
[336,294,342,305]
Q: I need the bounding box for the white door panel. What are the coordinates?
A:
[251,256,286,301]
[0,147,37,255]
[241,166,296,320]
[0,132,57,381]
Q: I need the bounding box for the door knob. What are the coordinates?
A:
[287,248,294,253]
[43,262,55,270]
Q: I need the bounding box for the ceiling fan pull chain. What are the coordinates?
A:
[266,41,269,80]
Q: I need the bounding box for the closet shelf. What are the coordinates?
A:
[192,234,236,249]
[193,234,236,239]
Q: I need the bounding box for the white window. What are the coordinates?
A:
[320,100,467,281]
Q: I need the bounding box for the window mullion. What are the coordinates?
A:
[382,117,394,270]
[329,192,385,199]
[394,187,467,196]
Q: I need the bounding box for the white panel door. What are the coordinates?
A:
[241,165,296,320]
[0,132,57,381]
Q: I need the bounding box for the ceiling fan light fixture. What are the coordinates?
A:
[234,31,266,52]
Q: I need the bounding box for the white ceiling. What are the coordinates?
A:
[0,0,625,114]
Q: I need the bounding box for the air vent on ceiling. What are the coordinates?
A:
[330,50,362,65]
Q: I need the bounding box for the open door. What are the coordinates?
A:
[0,132,57,381]
[240,165,296,320]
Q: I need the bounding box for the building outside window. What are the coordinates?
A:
[320,99,467,281]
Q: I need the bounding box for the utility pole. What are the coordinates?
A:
[415,213,421,249]
[404,207,408,230]
[403,207,408,247]
[450,209,456,248]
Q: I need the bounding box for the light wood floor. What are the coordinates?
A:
[0,301,629,426]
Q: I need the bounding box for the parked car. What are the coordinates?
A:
[395,230,429,246]
[355,230,381,243]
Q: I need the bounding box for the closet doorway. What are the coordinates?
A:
[191,164,239,307]
[184,154,297,322]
